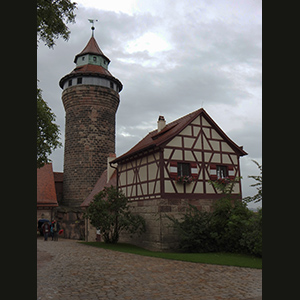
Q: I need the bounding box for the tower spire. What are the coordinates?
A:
[88,19,98,37]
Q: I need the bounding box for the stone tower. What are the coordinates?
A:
[59,35,123,207]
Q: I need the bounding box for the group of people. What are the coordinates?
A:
[41,220,61,241]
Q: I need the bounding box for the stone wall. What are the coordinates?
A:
[62,85,120,207]
[54,207,85,240]
[118,197,215,251]
[37,208,55,222]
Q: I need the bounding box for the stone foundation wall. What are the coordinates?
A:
[86,197,215,251]
[54,207,85,240]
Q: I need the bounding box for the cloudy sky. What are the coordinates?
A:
[37,0,262,209]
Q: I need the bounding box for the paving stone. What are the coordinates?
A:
[37,238,262,299]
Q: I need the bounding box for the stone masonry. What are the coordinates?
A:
[119,197,215,251]
[62,84,120,207]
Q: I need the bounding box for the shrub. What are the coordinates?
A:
[85,186,146,243]
[168,177,262,257]
[239,208,262,257]
[168,204,217,253]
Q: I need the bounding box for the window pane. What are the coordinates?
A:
[177,163,190,176]
[216,165,228,179]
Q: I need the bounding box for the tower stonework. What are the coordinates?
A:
[59,36,122,207]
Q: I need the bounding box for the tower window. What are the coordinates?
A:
[77,77,82,84]
[82,57,85,61]
[68,80,72,86]
[93,56,96,61]
[110,81,114,89]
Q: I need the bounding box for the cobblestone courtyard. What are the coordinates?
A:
[37,238,262,299]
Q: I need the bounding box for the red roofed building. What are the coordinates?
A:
[37,163,58,221]
[82,108,247,249]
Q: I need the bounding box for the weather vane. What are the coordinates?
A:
[88,19,98,37]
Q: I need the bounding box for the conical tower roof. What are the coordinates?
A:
[74,36,110,64]
[59,35,122,92]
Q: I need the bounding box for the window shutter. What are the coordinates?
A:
[209,164,217,180]
[169,161,178,179]
[190,162,198,180]
[228,165,235,180]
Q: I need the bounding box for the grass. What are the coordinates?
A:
[79,241,262,269]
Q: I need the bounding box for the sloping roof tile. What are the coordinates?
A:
[74,36,110,63]
[112,108,247,163]
[81,169,117,207]
[37,164,58,207]
[71,64,113,77]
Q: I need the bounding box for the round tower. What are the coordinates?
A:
[59,35,122,207]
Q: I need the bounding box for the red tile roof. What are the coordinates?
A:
[37,163,58,207]
[74,36,110,63]
[81,169,117,207]
[71,64,113,77]
[112,108,247,163]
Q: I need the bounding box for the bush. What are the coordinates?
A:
[239,208,262,257]
[169,200,262,256]
[85,186,146,243]
[168,205,218,253]
[168,177,262,257]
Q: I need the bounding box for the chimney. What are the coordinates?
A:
[157,115,166,132]
[107,153,116,183]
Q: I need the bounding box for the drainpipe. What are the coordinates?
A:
[109,161,119,190]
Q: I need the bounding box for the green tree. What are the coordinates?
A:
[243,160,262,204]
[37,1,77,167]
[85,186,146,244]
[37,0,77,48]
[37,87,62,168]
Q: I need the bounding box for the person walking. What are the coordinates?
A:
[50,221,54,240]
[52,220,60,241]
[42,221,50,241]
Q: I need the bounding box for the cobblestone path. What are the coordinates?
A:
[37,238,262,300]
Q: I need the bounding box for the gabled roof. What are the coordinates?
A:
[81,169,117,208]
[74,36,110,64]
[37,163,58,207]
[112,108,247,163]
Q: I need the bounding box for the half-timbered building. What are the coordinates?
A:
[82,108,247,250]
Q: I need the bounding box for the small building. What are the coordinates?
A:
[82,108,247,250]
[37,163,58,221]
